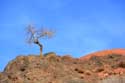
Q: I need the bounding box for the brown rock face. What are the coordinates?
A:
[0,50,125,83]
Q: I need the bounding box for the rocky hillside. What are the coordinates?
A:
[80,49,125,60]
[0,49,125,83]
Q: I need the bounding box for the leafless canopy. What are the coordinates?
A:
[26,24,54,44]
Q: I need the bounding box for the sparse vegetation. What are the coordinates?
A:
[26,24,54,58]
[1,49,125,83]
[44,52,56,57]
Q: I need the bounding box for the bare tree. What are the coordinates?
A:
[26,24,54,57]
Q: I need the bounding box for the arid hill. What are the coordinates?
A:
[0,49,125,83]
[80,48,125,60]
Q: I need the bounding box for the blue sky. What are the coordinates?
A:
[0,0,125,71]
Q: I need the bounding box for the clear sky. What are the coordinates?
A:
[0,0,125,71]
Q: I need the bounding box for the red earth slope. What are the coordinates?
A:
[80,48,125,60]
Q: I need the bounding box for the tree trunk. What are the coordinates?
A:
[39,43,43,58]
[34,39,43,58]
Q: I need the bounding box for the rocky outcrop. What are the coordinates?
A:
[0,50,125,83]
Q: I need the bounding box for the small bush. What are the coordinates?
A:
[44,52,56,57]
[90,56,102,66]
